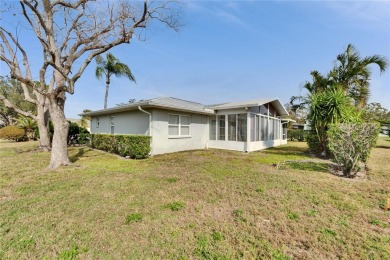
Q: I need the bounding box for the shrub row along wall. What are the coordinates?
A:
[91,134,151,159]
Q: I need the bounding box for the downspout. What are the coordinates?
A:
[138,106,152,136]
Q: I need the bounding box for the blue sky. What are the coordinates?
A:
[1,1,390,118]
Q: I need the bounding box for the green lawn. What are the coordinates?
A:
[0,138,389,259]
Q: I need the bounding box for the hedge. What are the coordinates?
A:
[91,134,151,159]
[0,125,27,142]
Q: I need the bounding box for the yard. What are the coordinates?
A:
[0,138,389,259]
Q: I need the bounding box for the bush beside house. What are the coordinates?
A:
[91,134,151,159]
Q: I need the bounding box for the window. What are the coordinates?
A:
[181,115,190,135]
[250,114,256,142]
[168,114,190,137]
[255,115,260,141]
[209,117,216,140]
[110,116,114,134]
[217,115,225,140]
[237,114,247,141]
[260,105,268,115]
[269,118,274,140]
[228,115,237,141]
[96,117,100,128]
[260,116,268,141]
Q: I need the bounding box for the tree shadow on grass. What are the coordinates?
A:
[375,146,390,149]
[283,161,330,173]
[70,148,86,163]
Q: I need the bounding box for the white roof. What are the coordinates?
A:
[83,97,215,116]
[83,97,288,116]
[210,98,289,116]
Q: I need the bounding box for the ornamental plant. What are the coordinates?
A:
[327,123,380,177]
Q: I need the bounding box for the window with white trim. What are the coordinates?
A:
[110,116,114,134]
[96,117,100,128]
[168,114,190,137]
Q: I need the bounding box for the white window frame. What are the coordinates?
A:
[168,114,191,138]
[96,117,100,128]
[110,116,115,134]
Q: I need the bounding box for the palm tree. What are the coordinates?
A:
[95,53,136,109]
[331,44,388,108]
[14,115,38,140]
[79,109,92,129]
[307,86,361,155]
[289,70,331,113]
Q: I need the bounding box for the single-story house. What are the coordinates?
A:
[83,97,290,155]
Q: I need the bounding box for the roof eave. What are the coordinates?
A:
[82,103,215,116]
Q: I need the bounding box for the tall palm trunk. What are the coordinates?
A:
[104,76,110,109]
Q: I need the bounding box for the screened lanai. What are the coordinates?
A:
[207,99,289,152]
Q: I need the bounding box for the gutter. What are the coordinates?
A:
[138,106,152,136]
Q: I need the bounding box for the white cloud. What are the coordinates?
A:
[323,1,390,25]
[215,9,246,27]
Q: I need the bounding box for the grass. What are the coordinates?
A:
[0,138,389,259]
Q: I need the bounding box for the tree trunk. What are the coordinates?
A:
[48,94,71,169]
[36,101,51,151]
[104,76,110,109]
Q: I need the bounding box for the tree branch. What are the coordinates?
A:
[0,94,36,119]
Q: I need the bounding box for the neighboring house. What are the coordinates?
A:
[291,122,311,131]
[83,97,290,155]
[291,123,304,130]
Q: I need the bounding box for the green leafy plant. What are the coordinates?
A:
[164,201,185,211]
[287,212,299,220]
[125,213,143,224]
[211,231,223,241]
[232,209,247,222]
[57,245,79,260]
[321,228,336,237]
[166,178,177,183]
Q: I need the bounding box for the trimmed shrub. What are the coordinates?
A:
[67,121,90,145]
[0,125,26,141]
[306,131,321,154]
[327,123,380,177]
[91,134,151,159]
[78,133,91,145]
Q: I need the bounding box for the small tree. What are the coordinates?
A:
[307,86,361,155]
[14,115,37,140]
[95,53,136,109]
[327,123,380,177]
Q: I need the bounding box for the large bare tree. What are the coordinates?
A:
[0,0,182,168]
